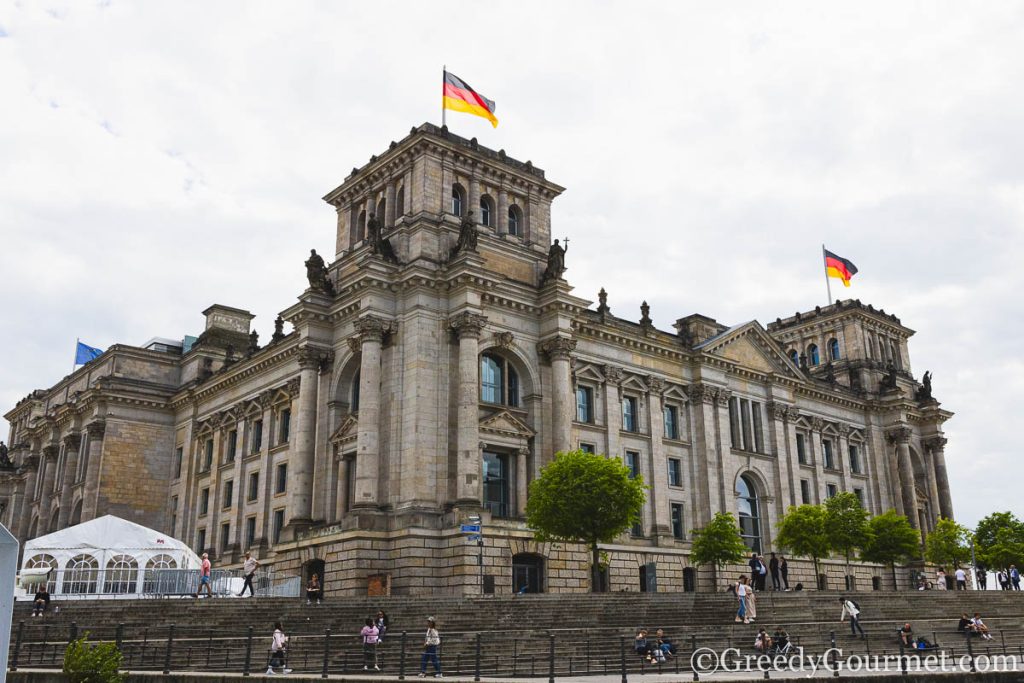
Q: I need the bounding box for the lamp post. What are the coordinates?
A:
[468,514,483,594]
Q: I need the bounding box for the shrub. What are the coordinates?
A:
[63,635,123,683]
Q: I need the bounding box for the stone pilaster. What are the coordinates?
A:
[810,417,828,503]
[497,189,509,234]
[645,376,671,540]
[887,427,917,528]
[926,436,954,519]
[835,424,851,494]
[516,447,529,517]
[712,389,732,513]
[385,181,397,228]
[469,177,481,223]
[16,455,38,541]
[36,444,59,532]
[354,316,392,510]
[767,402,796,511]
[285,345,333,533]
[56,433,81,529]
[451,311,487,506]
[539,336,577,455]
[685,383,718,527]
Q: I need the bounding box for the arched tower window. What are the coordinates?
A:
[357,210,367,240]
[376,198,386,222]
[395,186,405,218]
[451,184,466,217]
[788,349,799,366]
[480,353,519,407]
[736,474,762,553]
[351,368,361,413]
[807,344,820,366]
[508,204,523,236]
[480,195,495,227]
[828,338,841,361]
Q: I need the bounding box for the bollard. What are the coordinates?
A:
[830,631,839,678]
[513,638,519,676]
[965,631,976,673]
[585,636,591,674]
[619,636,628,683]
[163,624,175,675]
[322,628,331,678]
[1000,631,1006,654]
[242,625,254,677]
[474,633,482,682]
[399,631,407,680]
[898,643,907,677]
[68,622,78,644]
[115,623,125,653]
[548,633,555,683]
[10,621,24,671]
[691,634,699,681]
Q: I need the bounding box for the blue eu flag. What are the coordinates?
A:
[75,341,104,365]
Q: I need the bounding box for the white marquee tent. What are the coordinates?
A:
[18,515,201,598]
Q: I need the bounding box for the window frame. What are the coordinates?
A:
[670,503,685,540]
[507,204,522,236]
[451,184,466,217]
[223,480,234,509]
[622,396,639,433]
[667,457,683,488]
[199,487,210,516]
[800,478,811,504]
[663,404,680,439]
[479,195,495,227]
[576,385,595,423]
[247,471,260,502]
[480,353,520,407]
[275,463,288,495]
[736,474,762,554]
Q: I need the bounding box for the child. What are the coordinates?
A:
[266,622,292,675]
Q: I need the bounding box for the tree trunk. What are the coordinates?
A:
[891,562,898,591]
[814,557,821,589]
[590,542,602,593]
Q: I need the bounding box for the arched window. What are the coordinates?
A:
[788,349,799,366]
[807,344,820,366]
[736,475,762,553]
[480,195,495,228]
[451,184,466,217]
[351,368,361,413]
[104,554,139,594]
[480,353,519,407]
[143,554,177,594]
[65,553,99,595]
[891,342,901,368]
[48,508,59,533]
[507,205,523,236]
[25,554,57,593]
[828,338,841,361]
[357,210,367,241]
[28,515,38,539]
[395,186,405,218]
[376,198,386,222]
[70,499,83,526]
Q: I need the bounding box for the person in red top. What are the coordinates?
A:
[194,553,213,598]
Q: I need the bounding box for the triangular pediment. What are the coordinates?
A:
[696,321,804,380]
[479,410,536,439]
[329,414,358,444]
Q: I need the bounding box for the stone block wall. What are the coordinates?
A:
[97,419,175,530]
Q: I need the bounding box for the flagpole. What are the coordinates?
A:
[72,337,79,373]
[442,65,446,128]
[822,244,833,306]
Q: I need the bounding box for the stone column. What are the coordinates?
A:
[450,312,487,506]
[16,456,38,542]
[712,389,733,513]
[516,446,529,517]
[336,454,350,520]
[539,337,577,455]
[385,181,397,228]
[835,425,851,494]
[767,402,796,510]
[888,427,917,528]
[469,177,481,223]
[354,316,392,509]
[497,189,509,234]
[603,366,624,459]
[286,346,330,531]
[403,169,413,217]
[365,195,376,223]
[645,376,671,540]
[926,437,954,519]
[36,445,59,531]
[923,443,941,531]
[686,384,718,528]
[56,433,81,529]
[810,418,827,503]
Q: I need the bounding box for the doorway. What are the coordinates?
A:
[512,553,544,594]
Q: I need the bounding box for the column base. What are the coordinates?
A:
[281,517,315,543]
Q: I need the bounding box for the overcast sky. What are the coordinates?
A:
[2,2,1021,529]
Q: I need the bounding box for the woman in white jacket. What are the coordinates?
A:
[840,597,865,638]
[266,622,292,675]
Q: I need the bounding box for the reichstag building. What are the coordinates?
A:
[1,123,953,595]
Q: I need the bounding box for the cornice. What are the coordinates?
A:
[172,340,301,407]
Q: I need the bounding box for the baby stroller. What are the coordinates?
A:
[768,632,794,655]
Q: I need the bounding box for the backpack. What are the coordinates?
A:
[852,599,861,611]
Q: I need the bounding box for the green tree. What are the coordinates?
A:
[776,505,830,588]
[825,492,871,582]
[974,512,1024,569]
[924,518,973,573]
[526,449,646,592]
[690,511,748,590]
[985,527,1024,571]
[64,635,123,683]
[862,510,920,589]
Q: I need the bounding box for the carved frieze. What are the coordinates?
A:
[62,433,82,451]
[645,375,665,396]
[602,365,624,386]
[493,331,515,349]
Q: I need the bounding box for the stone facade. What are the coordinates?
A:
[2,123,953,595]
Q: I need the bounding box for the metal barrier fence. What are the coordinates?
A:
[16,567,300,599]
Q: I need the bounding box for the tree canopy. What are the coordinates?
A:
[690,511,748,588]
[861,510,920,589]
[776,504,830,585]
[924,518,973,570]
[525,449,646,591]
[824,492,870,573]
[974,512,1024,569]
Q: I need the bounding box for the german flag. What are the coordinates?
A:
[824,249,858,287]
[443,71,498,128]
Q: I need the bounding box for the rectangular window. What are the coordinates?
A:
[204,439,213,471]
[796,433,807,464]
[252,420,263,454]
[826,483,838,499]
[174,447,183,479]
[199,487,209,515]
[170,496,178,537]
[849,445,861,474]
[823,439,835,469]
[664,405,679,439]
[279,409,291,444]
[275,463,287,494]
[752,403,764,453]
[245,516,257,550]
[800,479,811,504]
[854,488,864,506]
[483,451,510,518]
[622,397,638,432]
[580,443,595,454]
[576,386,594,423]
[344,455,357,513]
[272,509,285,545]
[631,519,643,537]
[196,528,206,553]
[220,522,231,552]
[226,430,237,462]
[729,398,741,449]
[740,400,752,450]
[671,503,685,540]
[668,458,682,487]
[624,451,640,479]
[247,472,259,502]
[223,480,234,508]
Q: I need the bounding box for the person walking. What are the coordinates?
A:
[734,575,750,624]
[194,552,213,598]
[361,618,380,671]
[780,556,790,591]
[769,553,781,591]
[757,555,768,591]
[419,617,442,677]
[747,554,762,591]
[976,566,988,590]
[1010,565,1020,590]
[266,621,292,675]
[840,597,865,638]
[239,551,259,597]
[745,584,758,623]
[955,567,968,590]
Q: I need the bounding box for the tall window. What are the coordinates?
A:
[199,487,210,515]
[670,503,685,540]
[251,419,263,454]
[508,205,522,236]
[576,386,594,423]
[272,509,285,544]
[729,398,765,453]
[344,454,357,512]
[736,474,761,553]
[854,488,864,506]
[480,354,519,407]
[849,444,861,474]
[826,483,838,499]
[796,433,807,464]
[351,369,361,412]
[664,405,679,439]
[279,409,291,444]
[483,451,509,518]
[788,349,799,365]
[800,478,811,504]
[357,210,366,240]
[197,528,207,553]
[622,396,638,432]
[275,463,288,494]
[808,344,820,366]
[828,338,841,361]
[203,439,213,471]
[226,430,237,462]
[223,480,234,508]
[624,451,640,479]
[174,447,183,479]
[170,496,178,536]
[451,184,466,216]
[247,472,259,502]
[220,522,231,552]
[480,195,495,227]
[668,458,682,487]
[395,186,405,218]
[245,517,257,551]
[823,439,835,469]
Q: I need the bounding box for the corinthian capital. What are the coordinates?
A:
[62,433,82,451]
[602,364,624,386]
[450,311,488,339]
[538,336,577,361]
[42,444,59,459]
[886,426,913,444]
[297,346,334,371]
[645,375,665,396]
[924,436,948,452]
[715,388,732,407]
[686,383,716,405]
[767,401,789,421]
[86,421,106,439]
[355,315,395,343]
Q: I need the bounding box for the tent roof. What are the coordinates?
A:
[23,515,196,558]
